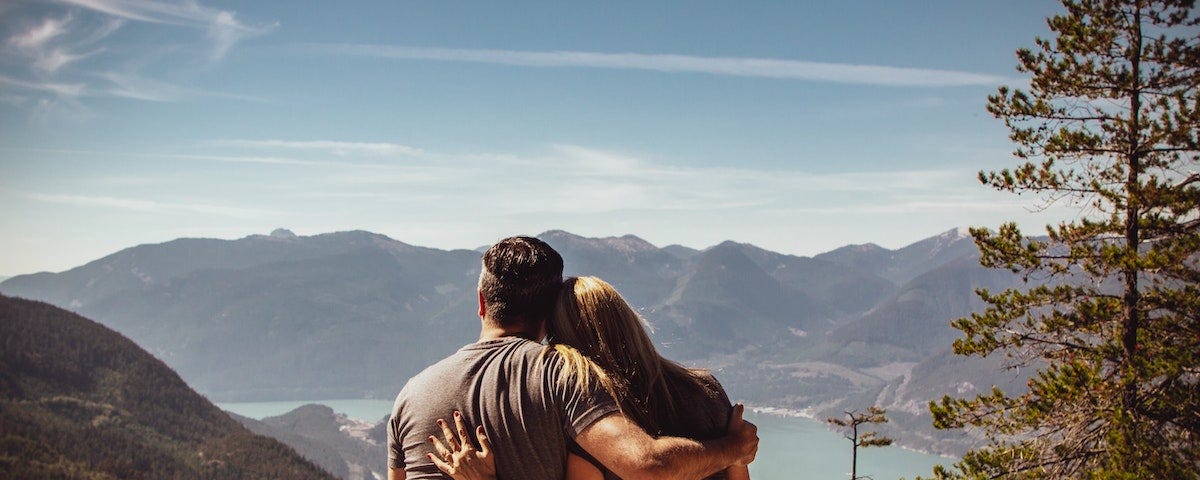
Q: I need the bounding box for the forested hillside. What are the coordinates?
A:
[0,295,338,479]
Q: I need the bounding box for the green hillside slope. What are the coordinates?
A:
[0,295,338,480]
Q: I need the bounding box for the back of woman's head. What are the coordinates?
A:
[550,277,660,377]
[551,276,677,430]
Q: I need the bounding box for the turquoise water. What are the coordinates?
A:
[745,412,947,480]
[218,400,950,479]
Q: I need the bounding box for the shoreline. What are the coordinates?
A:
[746,404,816,420]
[747,403,958,461]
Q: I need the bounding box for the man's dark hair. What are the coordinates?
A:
[479,236,564,328]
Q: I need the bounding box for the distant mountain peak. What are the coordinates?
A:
[848,242,887,252]
[539,230,658,253]
[538,229,574,238]
[938,227,973,241]
[924,227,975,257]
[270,228,297,239]
[661,244,700,260]
[610,234,657,252]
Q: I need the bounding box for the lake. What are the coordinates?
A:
[219,399,950,480]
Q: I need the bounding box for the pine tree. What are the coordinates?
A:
[926,0,1200,478]
[827,407,894,480]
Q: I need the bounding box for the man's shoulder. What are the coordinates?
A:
[689,369,724,391]
[395,345,470,401]
[399,338,549,391]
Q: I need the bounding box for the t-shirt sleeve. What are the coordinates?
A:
[663,369,734,440]
[549,354,621,438]
[699,371,734,429]
[387,410,404,469]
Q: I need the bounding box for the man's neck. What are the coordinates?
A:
[478,317,542,342]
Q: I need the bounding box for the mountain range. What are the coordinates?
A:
[0,227,1027,455]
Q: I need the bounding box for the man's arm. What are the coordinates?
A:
[574,404,758,480]
[725,465,752,480]
[388,468,406,480]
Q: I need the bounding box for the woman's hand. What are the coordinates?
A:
[428,411,495,480]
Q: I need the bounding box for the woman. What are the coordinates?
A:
[430,276,750,480]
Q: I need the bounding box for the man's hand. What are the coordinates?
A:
[726,404,758,466]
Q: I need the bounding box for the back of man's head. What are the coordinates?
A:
[479,236,564,328]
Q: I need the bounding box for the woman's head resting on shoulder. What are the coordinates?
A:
[550,276,666,389]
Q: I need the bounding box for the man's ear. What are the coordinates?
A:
[477,290,486,318]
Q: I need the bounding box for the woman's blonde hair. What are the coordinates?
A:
[548,276,708,434]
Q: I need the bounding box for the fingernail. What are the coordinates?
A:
[437,419,444,425]
[454,411,461,418]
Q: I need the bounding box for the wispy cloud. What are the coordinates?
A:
[2,1,273,117]
[97,72,266,102]
[9,141,1011,224]
[9,14,72,50]
[5,13,104,74]
[0,74,86,96]
[785,198,1028,215]
[275,142,988,215]
[33,47,103,73]
[0,147,376,167]
[52,0,277,60]
[547,144,647,176]
[308,44,1010,87]
[24,192,278,218]
[162,152,344,167]
[215,139,424,156]
[0,71,260,104]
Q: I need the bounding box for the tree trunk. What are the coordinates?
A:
[1120,0,1144,465]
[850,423,858,480]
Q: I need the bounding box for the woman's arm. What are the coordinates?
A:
[725,464,751,480]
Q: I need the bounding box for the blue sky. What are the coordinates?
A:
[0,0,1071,276]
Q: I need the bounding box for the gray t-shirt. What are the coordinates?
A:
[389,336,619,479]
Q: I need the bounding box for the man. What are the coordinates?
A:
[389,236,758,480]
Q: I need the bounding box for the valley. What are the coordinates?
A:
[0,227,1027,457]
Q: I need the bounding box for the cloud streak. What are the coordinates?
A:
[97,72,266,102]
[52,0,276,60]
[0,72,262,104]
[9,15,72,49]
[309,44,1010,87]
[5,13,103,74]
[0,74,86,96]
[4,2,267,110]
[24,193,278,218]
[245,141,991,215]
[13,142,1023,229]
[215,139,424,156]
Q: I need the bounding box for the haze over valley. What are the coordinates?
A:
[1,227,1030,460]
